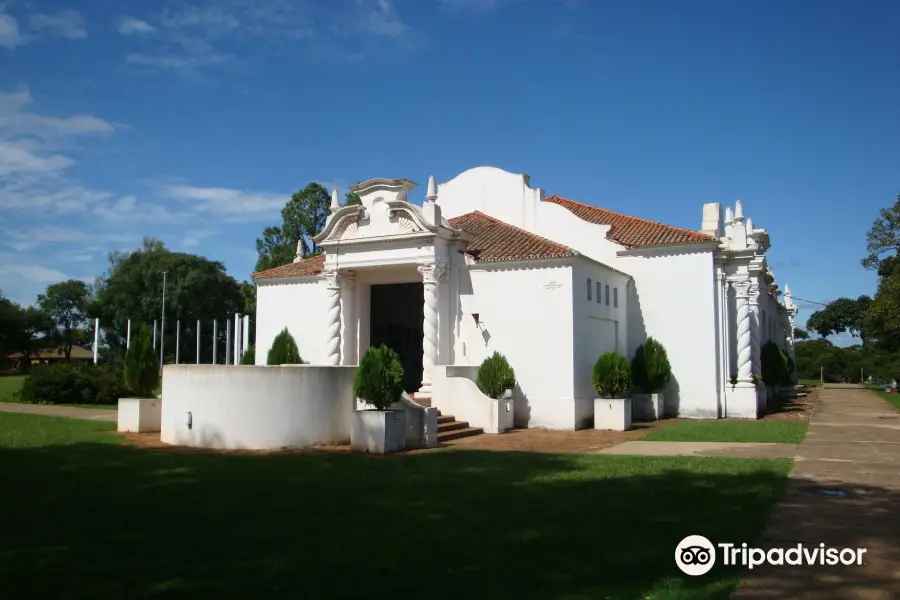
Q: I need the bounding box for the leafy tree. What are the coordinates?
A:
[806,296,872,338]
[344,184,362,207]
[254,226,296,272]
[354,345,404,411]
[124,324,160,398]
[37,279,92,360]
[476,351,516,399]
[861,193,900,271]
[793,327,809,340]
[863,272,900,352]
[266,328,302,365]
[0,294,53,369]
[92,239,242,365]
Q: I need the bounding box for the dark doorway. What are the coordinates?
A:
[370,282,423,394]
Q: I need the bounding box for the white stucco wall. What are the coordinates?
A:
[454,262,579,429]
[256,278,329,365]
[439,167,723,419]
[160,364,356,449]
[570,260,630,409]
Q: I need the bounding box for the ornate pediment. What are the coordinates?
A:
[313,196,436,246]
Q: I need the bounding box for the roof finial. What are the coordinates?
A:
[724,206,734,224]
[425,175,437,204]
[293,239,303,262]
[734,199,744,221]
[330,188,340,212]
[746,216,754,233]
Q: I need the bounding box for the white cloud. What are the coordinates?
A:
[438,0,504,14]
[92,195,186,223]
[29,10,87,40]
[162,183,287,219]
[0,7,24,48]
[355,0,408,38]
[116,16,157,36]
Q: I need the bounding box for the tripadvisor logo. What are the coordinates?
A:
[675,535,868,576]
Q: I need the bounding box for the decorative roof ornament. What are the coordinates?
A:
[725,206,734,224]
[734,199,744,221]
[425,175,438,204]
[330,188,340,212]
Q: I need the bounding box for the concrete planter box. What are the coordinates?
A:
[594,397,631,431]
[117,397,162,433]
[632,392,664,421]
[351,409,407,454]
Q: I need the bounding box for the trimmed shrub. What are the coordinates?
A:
[124,324,160,398]
[266,328,303,365]
[781,354,795,386]
[476,352,516,399]
[353,344,404,411]
[631,337,672,393]
[592,351,631,397]
[17,363,131,405]
[760,341,789,387]
[240,345,256,365]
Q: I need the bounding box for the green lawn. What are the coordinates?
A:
[868,385,900,411]
[0,412,792,600]
[642,420,808,444]
[798,378,822,387]
[0,375,26,402]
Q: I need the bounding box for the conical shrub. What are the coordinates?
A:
[592,351,630,397]
[353,344,404,411]
[124,324,160,398]
[266,328,303,365]
[631,337,671,393]
[476,352,516,399]
[240,344,256,365]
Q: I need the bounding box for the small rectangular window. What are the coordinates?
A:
[596,281,601,303]
[587,278,592,301]
[605,284,610,306]
[614,287,618,308]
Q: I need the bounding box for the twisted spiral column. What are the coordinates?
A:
[417,261,448,397]
[748,282,761,377]
[733,281,753,382]
[325,270,341,366]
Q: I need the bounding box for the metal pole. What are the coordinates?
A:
[234,313,241,364]
[242,315,250,354]
[225,318,232,365]
[861,366,864,384]
[159,271,167,367]
[126,319,131,350]
[196,319,201,364]
[820,366,823,383]
[212,320,217,365]
[93,318,99,364]
[153,320,157,349]
[176,319,181,364]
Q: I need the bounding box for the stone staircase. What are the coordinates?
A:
[409,394,483,443]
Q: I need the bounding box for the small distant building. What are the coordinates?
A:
[2,345,93,372]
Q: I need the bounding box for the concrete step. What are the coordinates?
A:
[437,426,484,442]
[437,420,471,433]
[437,414,455,424]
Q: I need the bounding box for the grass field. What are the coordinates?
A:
[0,375,25,402]
[0,412,792,600]
[642,420,808,444]
[867,385,900,411]
[798,378,822,387]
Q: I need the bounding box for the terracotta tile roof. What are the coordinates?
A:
[448,211,574,262]
[544,195,716,249]
[252,254,326,280]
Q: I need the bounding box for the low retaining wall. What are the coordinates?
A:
[161,365,356,450]
[432,365,514,434]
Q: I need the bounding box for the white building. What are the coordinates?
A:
[252,166,799,430]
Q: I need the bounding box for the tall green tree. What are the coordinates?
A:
[92,239,243,365]
[254,182,362,272]
[37,279,92,360]
[861,194,900,270]
[0,293,53,370]
[806,296,872,339]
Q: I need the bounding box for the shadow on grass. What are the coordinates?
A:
[0,434,798,600]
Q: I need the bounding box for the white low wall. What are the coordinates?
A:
[432,366,514,434]
[356,393,438,448]
[161,365,357,450]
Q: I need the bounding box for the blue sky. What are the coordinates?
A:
[2,0,898,345]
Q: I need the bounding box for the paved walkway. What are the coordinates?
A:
[597,440,798,459]
[0,402,117,422]
[732,384,900,599]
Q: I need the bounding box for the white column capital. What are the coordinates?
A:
[324,269,341,289]
[418,261,449,283]
[732,280,751,298]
